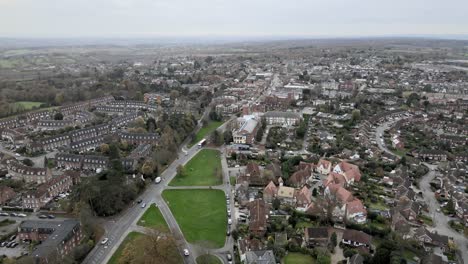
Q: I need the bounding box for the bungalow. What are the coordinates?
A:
[342,229,372,249]
[414,227,450,252]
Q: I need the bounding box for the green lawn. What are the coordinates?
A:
[163,189,227,248]
[283,253,315,264]
[229,176,236,186]
[196,254,222,264]
[189,121,223,147]
[12,101,43,111]
[108,231,143,264]
[170,149,222,186]
[369,202,389,211]
[137,204,169,232]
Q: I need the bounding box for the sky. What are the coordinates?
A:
[0,0,467,39]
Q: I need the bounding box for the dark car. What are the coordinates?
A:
[47,215,56,219]
[137,199,143,204]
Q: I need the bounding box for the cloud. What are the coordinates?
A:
[0,0,467,38]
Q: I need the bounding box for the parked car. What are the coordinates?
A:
[38,214,48,219]
[0,212,9,216]
[137,199,143,204]
[17,213,26,217]
[47,215,55,219]
[227,253,233,264]
[9,213,17,217]
[183,249,189,256]
[141,203,146,208]
[101,238,109,245]
[0,242,7,247]
[9,235,16,241]
[228,218,232,225]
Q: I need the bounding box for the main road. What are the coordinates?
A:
[84,116,234,264]
[83,143,201,264]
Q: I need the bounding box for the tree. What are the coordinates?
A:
[100,143,110,154]
[351,109,361,123]
[141,160,156,176]
[54,92,64,105]
[177,165,187,177]
[446,199,455,215]
[330,232,337,249]
[272,198,281,210]
[255,125,264,142]
[212,130,224,146]
[22,158,34,167]
[223,130,233,144]
[170,90,180,100]
[312,188,318,197]
[119,231,181,264]
[54,112,64,120]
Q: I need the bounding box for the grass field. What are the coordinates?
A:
[11,101,44,111]
[162,189,227,248]
[137,204,169,232]
[283,253,315,264]
[108,231,143,264]
[189,121,223,147]
[169,149,222,186]
[196,254,222,264]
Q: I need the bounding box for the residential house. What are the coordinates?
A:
[7,160,51,184]
[245,250,276,264]
[342,229,372,249]
[263,181,277,203]
[414,227,450,252]
[316,159,332,175]
[248,199,269,237]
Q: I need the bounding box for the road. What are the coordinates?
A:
[0,145,56,168]
[419,165,467,264]
[84,122,234,264]
[83,144,201,264]
[375,121,397,157]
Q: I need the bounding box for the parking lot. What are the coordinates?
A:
[0,241,29,258]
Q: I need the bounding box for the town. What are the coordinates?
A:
[0,38,467,264]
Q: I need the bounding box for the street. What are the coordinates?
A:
[419,166,467,264]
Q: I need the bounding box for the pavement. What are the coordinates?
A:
[419,165,467,264]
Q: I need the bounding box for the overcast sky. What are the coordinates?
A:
[0,0,467,39]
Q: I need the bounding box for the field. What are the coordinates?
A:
[189,121,223,147]
[137,203,169,232]
[162,189,227,248]
[283,253,315,264]
[196,254,222,264]
[169,149,222,186]
[108,231,143,264]
[11,101,43,111]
